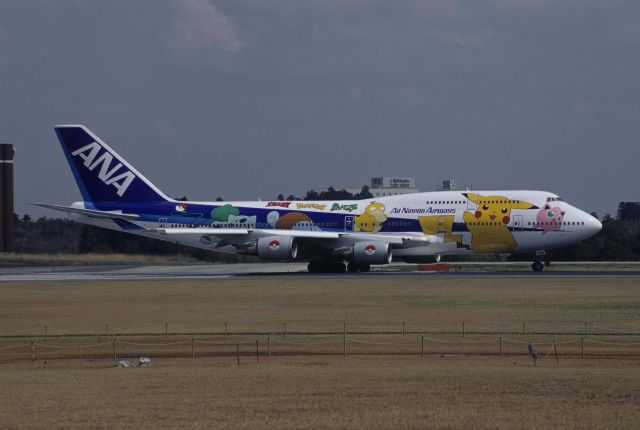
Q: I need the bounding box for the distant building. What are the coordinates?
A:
[438,179,457,191]
[347,176,419,197]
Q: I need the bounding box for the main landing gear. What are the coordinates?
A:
[307,258,371,274]
[307,258,345,274]
[347,262,371,273]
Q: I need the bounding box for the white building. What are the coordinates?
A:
[347,177,419,197]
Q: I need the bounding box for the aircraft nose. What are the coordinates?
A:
[582,212,602,237]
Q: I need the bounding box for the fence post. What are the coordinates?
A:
[256,339,259,363]
[522,322,526,336]
[225,322,228,336]
[105,324,108,339]
[165,323,168,337]
[31,341,35,361]
[343,322,347,358]
[268,336,271,358]
[236,343,240,367]
[462,322,465,337]
[402,321,405,336]
[44,326,47,342]
[421,335,424,359]
[192,337,195,359]
[113,339,117,361]
[581,337,585,359]
[499,336,503,357]
[284,321,287,337]
[552,338,559,363]
[584,322,587,338]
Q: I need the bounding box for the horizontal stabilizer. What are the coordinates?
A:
[112,218,146,230]
[32,203,141,221]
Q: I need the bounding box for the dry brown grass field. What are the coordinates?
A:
[1,276,639,429]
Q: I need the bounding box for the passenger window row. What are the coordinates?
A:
[527,221,585,226]
[388,221,412,227]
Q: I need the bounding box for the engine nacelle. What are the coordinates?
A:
[256,236,298,260]
[352,241,392,265]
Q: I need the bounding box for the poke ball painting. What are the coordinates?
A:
[364,244,376,255]
[269,239,281,251]
[175,204,187,213]
[267,211,280,226]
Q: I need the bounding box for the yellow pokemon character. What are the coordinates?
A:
[463,193,537,253]
[354,202,387,232]
[418,215,463,247]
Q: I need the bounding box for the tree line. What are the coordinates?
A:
[10,201,640,262]
[215,185,374,202]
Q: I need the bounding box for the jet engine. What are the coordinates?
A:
[254,236,298,260]
[351,241,392,265]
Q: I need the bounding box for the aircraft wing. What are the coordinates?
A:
[32,203,141,221]
[34,202,429,247]
[153,228,340,239]
[154,228,428,246]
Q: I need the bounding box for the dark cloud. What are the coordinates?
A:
[1,0,638,217]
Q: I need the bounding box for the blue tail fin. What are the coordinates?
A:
[54,125,170,205]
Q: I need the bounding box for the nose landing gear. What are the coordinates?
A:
[531,260,544,272]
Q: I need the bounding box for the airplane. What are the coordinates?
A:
[36,125,602,273]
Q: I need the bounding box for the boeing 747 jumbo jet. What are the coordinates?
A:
[37,125,602,273]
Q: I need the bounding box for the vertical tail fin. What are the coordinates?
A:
[54,125,170,205]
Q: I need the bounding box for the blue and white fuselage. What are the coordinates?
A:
[36,125,602,272]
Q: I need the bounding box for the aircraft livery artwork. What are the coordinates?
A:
[36,125,602,273]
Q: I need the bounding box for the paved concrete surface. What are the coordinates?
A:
[2,262,640,281]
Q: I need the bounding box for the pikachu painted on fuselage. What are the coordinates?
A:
[463,193,538,253]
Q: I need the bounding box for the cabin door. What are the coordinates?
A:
[344,216,354,232]
[513,215,523,231]
[159,218,168,228]
[466,195,475,211]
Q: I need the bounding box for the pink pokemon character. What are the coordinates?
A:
[535,204,565,233]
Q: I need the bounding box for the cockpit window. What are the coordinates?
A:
[546,197,564,202]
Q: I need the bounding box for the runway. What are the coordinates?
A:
[2,262,640,281]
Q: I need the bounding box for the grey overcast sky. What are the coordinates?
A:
[1,0,638,217]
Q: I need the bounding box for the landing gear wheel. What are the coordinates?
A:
[346,262,371,273]
[333,262,346,273]
[532,261,544,272]
[308,259,346,273]
[307,261,320,273]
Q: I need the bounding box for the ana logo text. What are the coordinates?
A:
[71,142,135,197]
